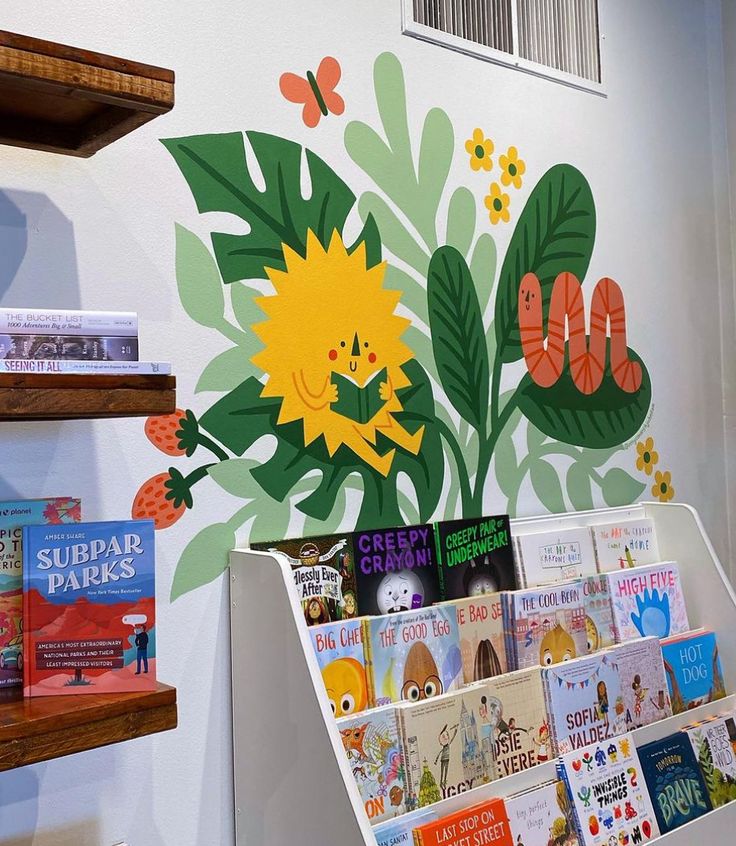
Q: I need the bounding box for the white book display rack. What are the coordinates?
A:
[229,502,736,845]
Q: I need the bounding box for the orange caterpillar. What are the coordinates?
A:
[518,272,642,395]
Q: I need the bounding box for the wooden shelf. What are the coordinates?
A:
[0,30,174,156]
[0,373,176,420]
[0,682,177,771]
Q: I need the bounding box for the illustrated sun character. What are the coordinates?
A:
[252,230,424,476]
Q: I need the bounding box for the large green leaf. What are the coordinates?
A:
[170,521,236,601]
[195,346,258,393]
[600,467,646,507]
[567,462,595,511]
[530,459,566,514]
[516,343,651,449]
[495,164,596,363]
[427,246,489,431]
[162,131,381,283]
[175,224,225,329]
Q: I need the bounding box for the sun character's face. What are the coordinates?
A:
[322,657,368,717]
[327,332,380,385]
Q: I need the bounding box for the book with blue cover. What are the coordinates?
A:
[373,810,437,846]
[660,629,726,713]
[22,519,156,696]
[309,618,371,717]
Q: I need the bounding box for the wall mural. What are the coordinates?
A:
[131,51,674,600]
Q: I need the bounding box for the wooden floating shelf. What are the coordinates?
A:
[0,373,176,420]
[0,682,177,771]
[0,29,174,156]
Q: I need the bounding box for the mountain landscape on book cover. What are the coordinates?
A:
[505,781,580,846]
[434,515,517,600]
[591,518,660,572]
[309,618,370,716]
[638,733,712,833]
[413,797,512,846]
[23,519,156,695]
[452,593,507,684]
[330,366,387,424]
[660,630,726,713]
[614,637,672,731]
[250,532,357,625]
[0,498,80,688]
[515,527,597,588]
[683,715,736,807]
[353,524,441,616]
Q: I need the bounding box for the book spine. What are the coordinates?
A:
[412,828,424,846]
[433,522,447,601]
[398,707,416,814]
[558,766,587,846]
[362,619,377,708]
[0,309,138,336]
[589,526,603,573]
[22,525,31,696]
[0,359,170,374]
[513,537,526,589]
[0,336,139,361]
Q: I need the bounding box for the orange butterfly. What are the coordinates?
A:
[279,56,345,127]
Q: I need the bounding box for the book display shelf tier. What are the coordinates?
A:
[229,502,736,846]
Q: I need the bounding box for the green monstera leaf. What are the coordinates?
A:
[162,131,381,283]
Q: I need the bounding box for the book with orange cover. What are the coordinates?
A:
[413,796,513,846]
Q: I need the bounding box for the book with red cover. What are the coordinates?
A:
[22,519,156,696]
[413,797,513,846]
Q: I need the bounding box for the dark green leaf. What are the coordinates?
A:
[600,468,646,507]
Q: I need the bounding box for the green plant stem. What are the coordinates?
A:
[215,317,249,346]
[435,418,472,513]
[490,361,502,430]
[184,464,216,489]
[471,391,521,513]
[196,433,230,462]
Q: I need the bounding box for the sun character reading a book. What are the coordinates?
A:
[252,231,425,477]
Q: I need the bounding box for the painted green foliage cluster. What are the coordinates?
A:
[158,51,650,599]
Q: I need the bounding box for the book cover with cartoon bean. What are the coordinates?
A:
[336,705,406,825]
[581,576,616,653]
[682,715,736,807]
[558,731,659,846]
[398,686,495,810]
[309,618,370,717]
[515,527,597,588]
[505,780,580,846]
[591,518,660,573]
[353,524,441,616]
[363,606,462,708]
[605,562,689,642]
[660,629,726,713]
[434,515,517,600]
[250,532,357,625]
[614,637,672,731]
[447,592,507,684]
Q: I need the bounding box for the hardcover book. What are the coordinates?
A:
[363,606,463,708]
[660,629,726,713]
[434,515,517,600]
[0,308,138,336]
[614,637,672,731]
[505,781,580,846]
[515,527,597,588]
[605,562,689,642]
[22,519,156,696]
[591,518,660,572]
[638,733,712,833]
[0,335,139,361]
[0,497,81,688]
[353,524,441,616]
[398,686,495,809]
[449,592,507,684]
[309,618,370,717]
[337,705,406,825]
[412,797,512,846]
[250,532,358,625]
[331,367,387,424]
[373,810,437,846]
[682,715,736,807]
[558,731,659,846]
[581,576,615,653]
[0,359,171,374]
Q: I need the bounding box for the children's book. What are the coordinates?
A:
[373,810,437,846]
[504,582,588,671]
[660,629,726,713]
[434,515,517,600]
[543,651,626,755]
[682,714,736,807]
[514,527,597,588]
[331,367,387,424]
[22,519,156,696]
[505,780,580,846]
[337,705,406,825]
[581,576,615,653]
[0,497,80,688]
[250,532,358,625]
[591,518,660,573]
[605,561,689,642]
[485,666,550,777]
[363,606,463,708]
[638,732,712,833]
[398,686,495,809]
[412,797,512,846]
[353,524,441,616]
[558,731,659,846]
[447,592,507,684]
[614,637,672,731]
[309,618,370,717]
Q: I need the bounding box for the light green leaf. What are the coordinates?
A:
[446,187,476,257]
[600,468,646,507]
[529,459,566,514]
[494,429,519,499]
[231,282,263,332]
[470,233,497,316]
[567,462,595,511]
[527,423,548,452]
[208,459,259,497]
[358,192,429,276]
[170,521,236,601]
[416,107,454,248]
[384,264,429,323]
[579,445,623,468]
[404,325,437,379]
[250,503,291,545]
[195,347,258,393]
[175,224,225,329]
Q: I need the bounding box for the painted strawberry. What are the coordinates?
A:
[132,471,187,529]
[145,409,188,456]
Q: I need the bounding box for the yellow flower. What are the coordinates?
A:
[652,470,675,503]
[464,128,494,172]
[635,437,659,476]
[484,183,510,225]
[499,146,526,189]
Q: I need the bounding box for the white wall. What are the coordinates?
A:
[0,1,732,844]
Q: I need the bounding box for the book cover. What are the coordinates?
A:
[434,515,517,600]
[353,524,441,616]
[250,533,358,625]
[591,518,660,573]
[505,781,580,846]
[413,797,512,846]
[660,629,726,713]
[581,576,615,653]
[505,582,588,671]
[331,366,387,424]
[605,562,689,642]
[0,498,81,688]
[515,528,597,588]
[485,666,550,776]
[559,732,659,846]
[0,359,170,374]
[23,519,156,696]
[399,686,495,810]
[0,335,139,361]
[638,733,712,833]
[337,705,406,825]
[614,637,672,731]
[364,606,463,708]
[682,715,736,807]
[373,810,437,846]
[0,308,138,336]
[449,592,507,684]
[543,651,626,754]
[309,618,370,717]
